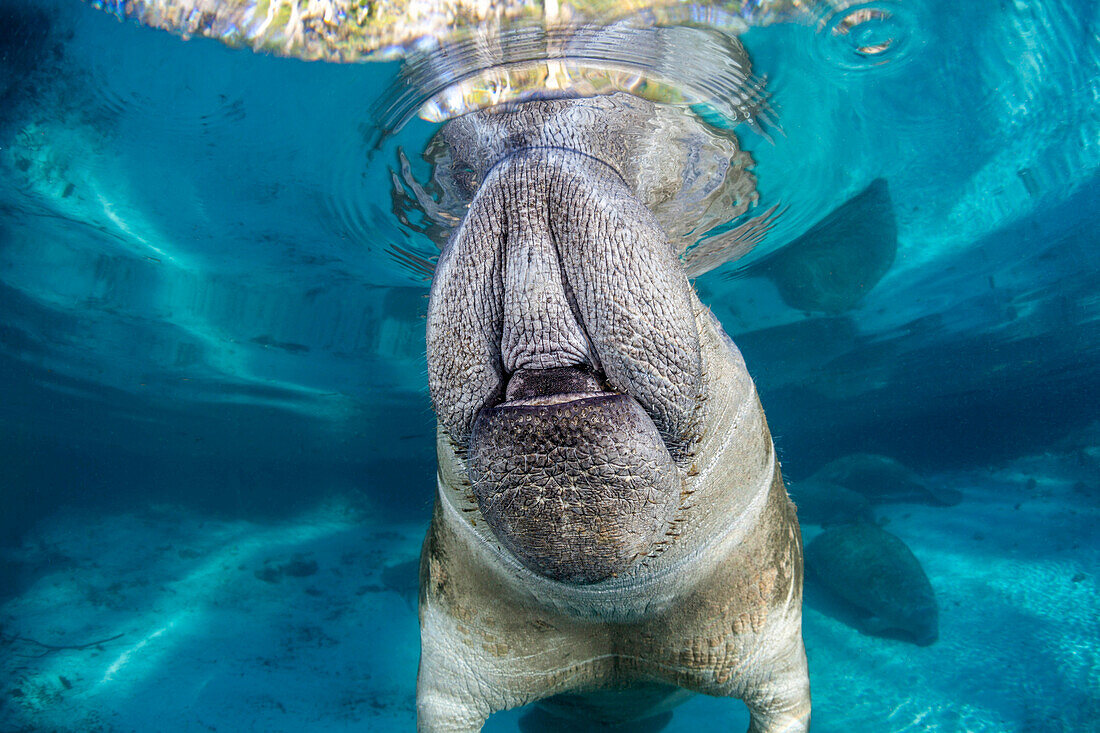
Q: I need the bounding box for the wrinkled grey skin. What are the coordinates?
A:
[420,94,810,731]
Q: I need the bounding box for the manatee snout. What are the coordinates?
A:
[469,368,680,584]
[427,104,708,585]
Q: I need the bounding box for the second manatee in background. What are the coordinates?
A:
[788,479,873,526]
[812,453,962,506]
[806,523,938,646]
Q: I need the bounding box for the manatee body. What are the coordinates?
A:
[417,95,809,732]
[806,523,938,646]
[756,178,896,314]
[789,479,873,526]
[813,453,962,506]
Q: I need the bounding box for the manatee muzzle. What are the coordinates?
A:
[427,102,705,584]
[469,366,681,584]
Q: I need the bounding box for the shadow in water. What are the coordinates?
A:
[519,707,672,732]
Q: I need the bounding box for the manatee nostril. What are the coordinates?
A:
[504,366,606,401]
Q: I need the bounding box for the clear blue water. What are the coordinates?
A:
[1,0,1097,731]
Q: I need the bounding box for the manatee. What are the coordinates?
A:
[755,178,896,314]
[812,452,962,506]
[789,479,874,526]
[806,523,938,646]
[83,6,810,727]
[79,5,808,729]
[418,94,809,732]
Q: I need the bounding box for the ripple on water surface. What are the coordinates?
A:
[812,1,924,72]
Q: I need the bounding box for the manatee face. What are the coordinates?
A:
[426,99,704,584]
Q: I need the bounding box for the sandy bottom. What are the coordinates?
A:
[2,452,1097,732]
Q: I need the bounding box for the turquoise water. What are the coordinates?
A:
[1,0,1097,730]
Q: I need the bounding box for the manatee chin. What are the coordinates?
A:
[469,367,680,584]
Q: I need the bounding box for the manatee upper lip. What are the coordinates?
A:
[485,366,623,417]
[495,364,608,404]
